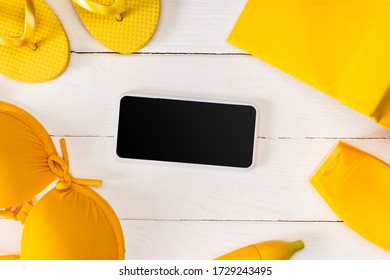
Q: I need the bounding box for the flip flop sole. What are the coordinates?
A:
[74,0,160,54]
[0,0,70,83]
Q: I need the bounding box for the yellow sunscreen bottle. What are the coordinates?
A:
[310,141,390,251]
[215,240,304,260]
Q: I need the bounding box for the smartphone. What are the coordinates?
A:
[116,95,258,168]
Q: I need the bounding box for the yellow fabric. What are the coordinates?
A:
[0,200,34,224]
[73,0,160,54]
[0,102,125,259]
[0,0,70,83]
[48,138,103,191]
[228,0,390,129]
[0,102,57,208]
[0,255,20,260]
[310,141,390,251]
[21,184,124,260]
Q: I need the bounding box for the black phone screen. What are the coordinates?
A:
[116,96,257,168]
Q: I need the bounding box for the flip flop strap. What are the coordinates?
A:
[0,0,37,50]
[73,0,126,16]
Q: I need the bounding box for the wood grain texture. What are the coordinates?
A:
[1,54,389,138]
[2,220,390,259]
[121,220,390,260]
[0,0,390,260]
[43,137,390,222]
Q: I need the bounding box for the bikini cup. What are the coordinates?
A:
[0,102,125,259]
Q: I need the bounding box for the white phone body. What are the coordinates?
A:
[113,91,259,169]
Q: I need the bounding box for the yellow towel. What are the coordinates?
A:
[228,0,390,129]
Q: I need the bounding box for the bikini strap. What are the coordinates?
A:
[0,255,20,260]
[0,199,34,224]
[48,138,102,190]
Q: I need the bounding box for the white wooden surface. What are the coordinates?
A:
[1,0,390,259]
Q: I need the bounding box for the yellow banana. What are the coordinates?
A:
[215,240,304,260]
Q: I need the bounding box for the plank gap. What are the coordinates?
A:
[49,135,114,138]
[305,137,390,140]
[118,218,343,223]
[71,51,250,56]
[49,135,390,140]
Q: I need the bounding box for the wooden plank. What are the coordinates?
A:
[1,0,389,261]
[1,54,388,138]
[45,0,247,54]
[38,137,390,221]
[0,219,23,257]
[1,220,389,259]
[121,220,390,259]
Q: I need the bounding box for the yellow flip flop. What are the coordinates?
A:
[0,0,70,83]
[73,0,160,54]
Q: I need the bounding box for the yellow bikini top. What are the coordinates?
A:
[0,102,125,260]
